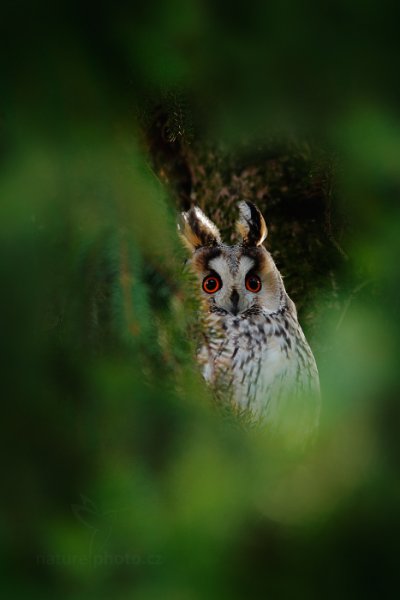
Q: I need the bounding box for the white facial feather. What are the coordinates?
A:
[204,252,282,315]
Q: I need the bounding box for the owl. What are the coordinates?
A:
[180,201,320,440]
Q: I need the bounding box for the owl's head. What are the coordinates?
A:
[179,201,284,316]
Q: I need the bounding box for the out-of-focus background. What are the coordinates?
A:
[2,2,400,598]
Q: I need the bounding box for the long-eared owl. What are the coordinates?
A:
[180,201,320,440]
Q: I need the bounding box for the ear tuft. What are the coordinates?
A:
[236,201,268,247]
[178,206,222,252]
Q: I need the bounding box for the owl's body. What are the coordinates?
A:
[180,201,320,439]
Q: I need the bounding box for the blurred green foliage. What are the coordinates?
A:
[1,1,400,598]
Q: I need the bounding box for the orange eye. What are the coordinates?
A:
[245,274,262,293]
[202,274,222,294]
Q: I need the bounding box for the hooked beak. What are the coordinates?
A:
[230,289,240,316]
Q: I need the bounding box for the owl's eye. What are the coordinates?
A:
[245,274,262,293]
[202,274,222,294]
